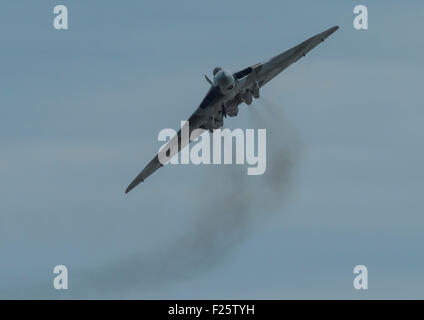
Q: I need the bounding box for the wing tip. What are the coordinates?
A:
[330,25,339,33]
[319,26,339,41]
[125,178,144,194]
[324,26,339,35]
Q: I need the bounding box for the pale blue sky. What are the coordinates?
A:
[1,0,423,298]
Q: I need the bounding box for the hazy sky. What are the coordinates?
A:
[1,0,423,298]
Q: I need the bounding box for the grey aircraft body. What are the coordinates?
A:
[125,26,339,193]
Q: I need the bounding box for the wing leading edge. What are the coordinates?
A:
[234,26,339,89]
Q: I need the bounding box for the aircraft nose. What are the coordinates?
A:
[213,70,234,90]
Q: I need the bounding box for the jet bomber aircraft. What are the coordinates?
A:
[125,26,339,193]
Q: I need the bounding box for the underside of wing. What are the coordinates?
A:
[234,26,339,89]
[125,155,162,193]
[125,87,222,193]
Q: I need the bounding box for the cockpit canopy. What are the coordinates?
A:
[213,67,222,76]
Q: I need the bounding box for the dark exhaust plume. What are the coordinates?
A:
[24,98,299,298]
